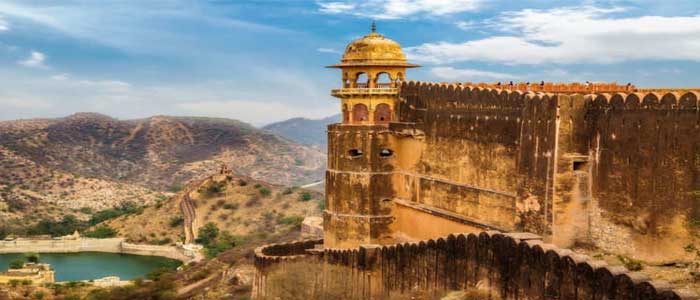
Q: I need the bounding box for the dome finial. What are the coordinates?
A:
[371,20,376,33]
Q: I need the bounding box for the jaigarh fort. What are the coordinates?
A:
[253,24,700,300]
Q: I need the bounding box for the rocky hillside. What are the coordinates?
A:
[0,113,325,224]
[262,114,340,148]
[103,170,323,246]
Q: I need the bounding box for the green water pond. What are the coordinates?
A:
[0,252,181,282]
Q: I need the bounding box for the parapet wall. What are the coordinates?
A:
[253,234,696,300]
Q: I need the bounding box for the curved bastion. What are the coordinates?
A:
[252,233,696,300]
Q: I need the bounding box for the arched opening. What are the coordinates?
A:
[374,103,392,124]
[348,149,364,158]
[379,149,394,158]
[343,73,350,88]
[355,73,369,88]
[375,72,392,88]
[342,104,349,123]
[352,103,369,123]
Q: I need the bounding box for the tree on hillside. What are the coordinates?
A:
[195,222,219,246]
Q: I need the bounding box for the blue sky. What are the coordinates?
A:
[0,1,699,125]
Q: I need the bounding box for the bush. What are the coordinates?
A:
[254,183,262,189]
[199,181,226,197]
[259,187,272,197]
[195,222,219,247]
[299,192,313,202]
[618,255,643,271]
[25,252,39,263]
[282,188,294,195]
[167,185,183,193]
[168,216,184,228]
[205,231,237,258]
[222,203,239,210]
[83,226,118,238]
[9,259,24,269]
[279,215,304,227]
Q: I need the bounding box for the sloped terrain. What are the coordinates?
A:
[0,113,325,225]
[104,172,323,246]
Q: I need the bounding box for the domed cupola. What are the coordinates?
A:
[327,22,420,126]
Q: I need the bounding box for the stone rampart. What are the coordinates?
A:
[253,233,697,300]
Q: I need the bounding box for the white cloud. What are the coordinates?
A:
[317,0,482,19]
[430,67,519,81]
[317,47,340,54]
[406,6,700,64]
[318,2,356,14]
[18,51,47,68]
[0,16,8,31]
[455,21,476,31]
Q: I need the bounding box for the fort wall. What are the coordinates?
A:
[253,234,694,300]
[564,92,700,261]
[394,81,559,236]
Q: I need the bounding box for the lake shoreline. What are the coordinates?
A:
[0,237,198,263]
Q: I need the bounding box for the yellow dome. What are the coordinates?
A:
[341,32,406,64]
[328,24,419,68]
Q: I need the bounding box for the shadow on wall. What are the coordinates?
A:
[264,261,490,300]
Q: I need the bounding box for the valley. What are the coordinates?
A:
[0,113,325,232]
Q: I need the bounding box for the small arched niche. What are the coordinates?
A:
[352,103,369,123]
[374,103,392,124]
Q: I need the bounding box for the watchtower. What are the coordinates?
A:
[328,22,419,125]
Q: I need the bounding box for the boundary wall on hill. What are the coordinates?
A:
[253,234,697,300]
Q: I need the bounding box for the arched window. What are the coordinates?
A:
[352,103,369,123]
[375,72,392,88]
[374,103,392,124]
[356,73,369,88]
[343,73,350,88]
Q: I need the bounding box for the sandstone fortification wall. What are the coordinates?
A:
[253,234,695,300]
[380,82,700,262]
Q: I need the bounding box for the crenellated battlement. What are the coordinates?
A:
[399,81,699,112]
[587,91,700,110]
[253,233,698,300]
[449,81,636,93]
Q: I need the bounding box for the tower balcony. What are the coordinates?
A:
[331,86,398,97]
